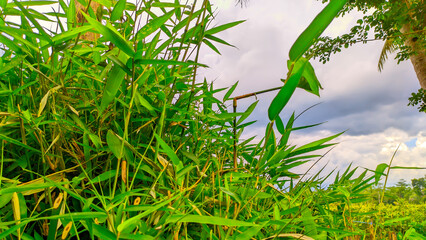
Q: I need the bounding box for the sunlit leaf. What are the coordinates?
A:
[111,0,126,22]
[166,214,257,226]
[289,0,348,61]
[205,20,245,35]
[99,52,128,113]
[268,58,308,120]
[136,10,174,40]
[374,163,388,183]
[82,12,135,57]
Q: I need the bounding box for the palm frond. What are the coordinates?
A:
[236,0,249,7]
[378,37,397,72]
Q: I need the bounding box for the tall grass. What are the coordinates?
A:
[0,0,424,239]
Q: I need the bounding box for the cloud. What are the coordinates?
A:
[288,129,426,186]
[199,0,426,186]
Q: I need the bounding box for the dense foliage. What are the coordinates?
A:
[408,89,426,113]
[0,0,424,239]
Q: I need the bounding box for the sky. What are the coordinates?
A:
[198,0,426,186]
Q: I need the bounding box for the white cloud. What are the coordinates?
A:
[288,129,426,186]
[200,0,426,186]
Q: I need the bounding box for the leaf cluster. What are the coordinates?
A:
[0,0,424,239]
[309,0,425,65]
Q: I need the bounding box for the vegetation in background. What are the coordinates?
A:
[408,89,426,113]
[0,0,424,239]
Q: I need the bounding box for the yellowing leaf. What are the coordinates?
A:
[38,91,50,117]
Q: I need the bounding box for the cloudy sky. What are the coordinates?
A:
[198,0,426,185]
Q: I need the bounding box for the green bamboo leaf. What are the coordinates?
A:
[172,9,203,33]
[154,133,180,167]
[223,81,238,102]
[135,92,157,116]
[288,58,322,96]
[268,59,308,120]
[166,214,257,226]
[54,212,107,221]
[51,25,93,43]
[111,0,126,22]
[99,52,127,113]
[0,55,26,75]
[134,59,207,67]
[66,0,75,29]
[294,132,342,152]
[151,2,185,8]
[92,224,117,240]
[12,0,50,39]
[0,27,38,52]
[107,130,124,159]
[0,192,13,209]
[151,37,173,58]
[203,39,221,55]
[205,20,245,35]
[0,0,7,9]
[0,34,28,55]
[93,0,112,8]
[82,12,135,57]
[117,194,181,232]
[237,100,258,125]
[174,0,181,19]
[235,221,268,240]
[383,217,411,226]
[219,186,241,203]
[289,0,348,61]
[389,166,426,170]
[205,34,236,47]
[8,0,55,7]
[0,134,41,153]
[275,116,285,135]
[136,10,174,40]
[0,183,56,195]
[176,165,196,180]
[144,31,161,58]
[302,208,317,237]
[374,163,388,183]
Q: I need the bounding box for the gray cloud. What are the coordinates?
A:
[199,0,426,184]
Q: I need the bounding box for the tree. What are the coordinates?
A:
[411,175,425,197]
[394,179,411,199]
[309,0,425,90]
[408,88,426,112]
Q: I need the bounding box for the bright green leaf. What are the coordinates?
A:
[82,12,135,57]
[205,20,245,35]
[268,58,308,120]
[136,11,174,40]
[166,214,257,226]
[111,0,126,22]
[289,0,348,61]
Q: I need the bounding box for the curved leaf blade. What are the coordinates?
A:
[268,59,308,120]
[289,0,348,61]
[99,53,128,113]
[111,0,126,22]
[166,214,258,226]
[82,12,135,57]
[136,10,174,40]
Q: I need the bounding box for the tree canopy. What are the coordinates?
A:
[309,0,425,90]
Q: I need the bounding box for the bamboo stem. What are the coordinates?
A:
[231,85,283,170]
